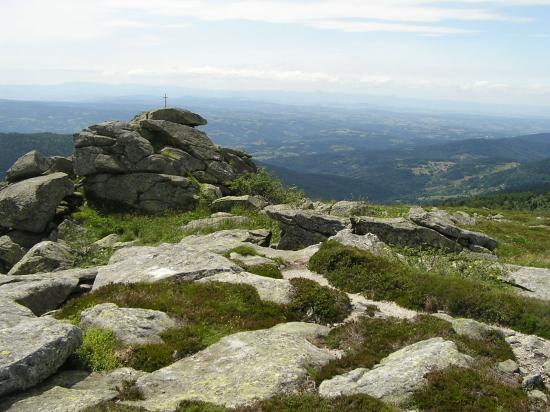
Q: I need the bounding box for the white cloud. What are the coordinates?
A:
[126,66,341,82]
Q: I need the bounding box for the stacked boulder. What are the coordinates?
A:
[0,151,78,274]
[73,108,256,213]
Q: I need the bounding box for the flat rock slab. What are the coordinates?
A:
[182,215,251,232]
[0,298,35,329]
[127,322,337,410]
[80,303,177,345]
[328,229,389,255]
[198,272,294,305]
[319,337,472,405]
[0,317,82,396]
[0,274,79,315]
[504,265,550,301]
[93,243,242,290]
[211,195,268,213]
[179,229,272,254]
[0,385,116,412]
[229,252,277,267]
[0,367,146,412]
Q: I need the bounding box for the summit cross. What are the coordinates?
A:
[163,93,168,108]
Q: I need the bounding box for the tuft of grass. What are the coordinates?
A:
[73,327,122,372]
[312,315,513,385]
[245,264,283,279]
[309,240,550,339]
[230,245,258,257]
[287,278,351,325]
[409,366,529,412]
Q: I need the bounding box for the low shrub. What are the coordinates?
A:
[73,327,122,372]
[245,264,283,279]
[57,280,287,371]
[309,241,550,338]
[287,278,351,325]
[409,366,529,412]
[227,169,304,205]
[313,316,513,384]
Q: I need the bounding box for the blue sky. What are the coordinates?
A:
[1,0,549,107]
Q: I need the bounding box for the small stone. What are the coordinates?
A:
[528,389,548,402]
[522,373,544,389]
[498,359,519,374]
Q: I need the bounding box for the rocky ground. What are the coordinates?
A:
[1,108,550,412]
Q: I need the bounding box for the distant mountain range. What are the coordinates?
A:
[0,98,549,203]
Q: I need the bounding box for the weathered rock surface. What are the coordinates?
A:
[229,252,276,267]
[5,151,51,183]
[0,274,79,315]
[8,241,74,276]
[198,272,293,304]
[0,367,146,412]
[328,229,389,255]
[128,323,337,410]
[265,205,349,250]
[0,173,74,233]
[211,195,268,213]
[0,317,82,396]
[408,207,498,251]
[0,385,115,412]
[328,200,370,217]
[503,265,550,301]
[0,298,35,329]
[182,215,251,232]
[132,107,207,127]
[180,229,273,254]
[85,173,199,213]
[319,337,472,404]
[352,216,462,252]
[80,303,177,346]
[93,243,242,290]
[0,235,27,269]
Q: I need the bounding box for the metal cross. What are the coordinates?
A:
[163,93,168,108]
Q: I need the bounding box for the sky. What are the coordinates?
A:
[1,0,550,108]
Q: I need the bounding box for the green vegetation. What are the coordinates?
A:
[227,168,304,205]
[410,367,529,412]
[397,246,506,285]
[313,316,513,384]
[57,278,351,371]
[309,241,550,338]
[287,278,351,325]
[85,393,395,412]
[228,245,258,257]
[245,264,283,279]
[73,327,122,372]
[440,188,550,211]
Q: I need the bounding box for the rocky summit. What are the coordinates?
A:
[1,107,550,412]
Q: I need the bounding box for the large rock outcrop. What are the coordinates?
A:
[73,108,256,213]
[264,205,349,250]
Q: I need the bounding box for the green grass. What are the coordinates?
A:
[85,393,396,412]
[312,315,513,385]
[441,207,550,269]
[287,278,351,325]
[56,277,352,371]
[229,245,258,257]
[56,280,288,371]
[409,367,529,412]
[245,264,283,279]
[309,241,550,338]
